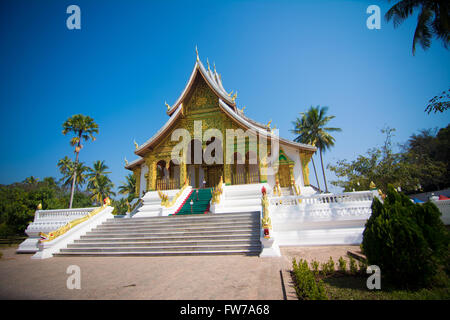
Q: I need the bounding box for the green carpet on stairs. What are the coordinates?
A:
[175,188,212,215]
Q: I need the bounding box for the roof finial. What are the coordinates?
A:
[232,91,238,102]
[125,157,129,166]
[206,58,210,70]
[266,120,272,129]
[165,101,170,111]
[240,106,246,113]
[213,61,216,73]
[195,46,199,61]
[228,90,233,97]
[134,139,138,149]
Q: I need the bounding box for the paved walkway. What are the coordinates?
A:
[0,245,358,300]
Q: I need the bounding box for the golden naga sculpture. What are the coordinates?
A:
[240,106,246,113]
[39,200,111,242]
[261,193,271,239]
[134,140,139,149]
[266,120,272,129]
[231,92,237,102]
[157,180,190,208]
[165,101,170,111]
[227,90,233,97]
[157,190,169,206]
[211,176,224,205]
[273,180,281,197]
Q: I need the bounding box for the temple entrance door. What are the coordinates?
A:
[205,165,223,188]
[278,164,291,187]
[188,165,205,188]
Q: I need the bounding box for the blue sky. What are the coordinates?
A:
[0,0,449,194]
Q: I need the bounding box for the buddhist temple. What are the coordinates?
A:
[125,50,317,197]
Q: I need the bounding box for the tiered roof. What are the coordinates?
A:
[126,53,316,170]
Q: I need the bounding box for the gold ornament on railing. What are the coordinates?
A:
[39,203,108,242]
[37,203,42,210]
[157,183,190,208]
[261,193,271,238]
[210,176,224,205]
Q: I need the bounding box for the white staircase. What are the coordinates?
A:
[54,212,262,256]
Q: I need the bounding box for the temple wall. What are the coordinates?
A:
[283,144,304,187]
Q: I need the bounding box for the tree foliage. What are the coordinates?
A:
[328,125,449,193]
[0,178,93,236]
[291,105,341,192]
[385,0,450,55]
[362,185,449,288]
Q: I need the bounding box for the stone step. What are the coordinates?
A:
[87,224,258,235]
[108,212,259,223]
[77,234,260,242]
[101,217,259,227]
[82,229,260,238]
[60,244,261,253]
[54,249,261,257]
[67,239,260,248]
[96,221,259,231]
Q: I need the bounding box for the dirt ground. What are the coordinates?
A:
[0,244,358,300]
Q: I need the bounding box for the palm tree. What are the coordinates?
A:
[118,174,137,201]
[385,0,449,55]
[86,160,111,189]
[62,114,99,208]
[24,176,39,184]
[89,175,116,205]
[58,158,89,190]
[291,116,322,191]
[291,106,341,193]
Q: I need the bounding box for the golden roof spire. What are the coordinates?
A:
[165,101,170,110]
[134,140,138,149]
[213,61,216,73]
[195,46,199,61]
[231,91,237,102]
[266,120,272,129]
[206,58,210,70]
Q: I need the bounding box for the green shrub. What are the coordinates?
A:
[362,185,449,287]
[310,260,320,276]
[349,256,358,274]
[358,259,368,274]
[338,256,347,272]
[321,257,335,275]
[292,258,328,300]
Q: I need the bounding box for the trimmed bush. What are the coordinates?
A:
[292,258,328,300]
[362,185,449,287]
[338,256,347,272]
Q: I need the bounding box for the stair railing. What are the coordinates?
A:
[39,198,112,242]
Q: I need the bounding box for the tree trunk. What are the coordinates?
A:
[69,132,82,208]
[311,156,321,192]
[319,148,329,193]
[69,151,79,208]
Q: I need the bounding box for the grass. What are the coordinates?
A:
[322,273,450,300]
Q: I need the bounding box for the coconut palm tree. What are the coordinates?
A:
[291,106,341,193]
[118,174,137,202]
[62,114,99,208]
[58,158,89,190]
[24,176,39,184]
[291,116,322,191]
[385,0,449,55]
[86,160,111,190]
[89,175,116,205]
